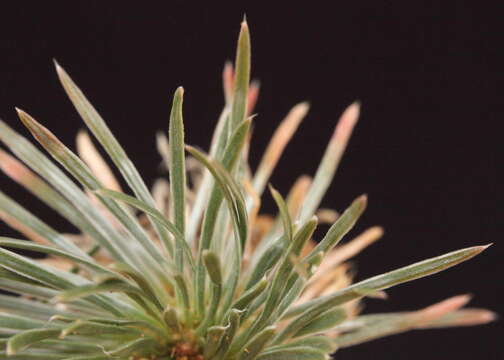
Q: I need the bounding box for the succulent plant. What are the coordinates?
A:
[0,19,495,360]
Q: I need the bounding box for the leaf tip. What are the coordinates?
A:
[356,194,368,208]
[175,86,185,97]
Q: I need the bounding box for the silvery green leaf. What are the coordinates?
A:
[168,87,187,271]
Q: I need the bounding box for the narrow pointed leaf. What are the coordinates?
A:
[257,347,327,360]
[230,19,251,131]
[96,188,193,269]
[299,102,360,223]
[16,109,165,270]
[54,62,172,253]
[285,245,489,340]
[168,88,187,271]
[7,328,61,355]
[304,195,367,264]
[240,326,275,360]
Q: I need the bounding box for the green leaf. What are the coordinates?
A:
[240,326,275,360]
[0,247,130,316]
[163,306,181,332]
[0,351,67,359]
[60,319,141,338]
[299,102,360,223]
[0,120,126,263]
[0,190,84,257]
[295,308,346,337]
[203,250,223,286]
[54,278,144,304]
[0,149,105,253]
[108,262,165,311]
[0,247,82,290]
[204,325,227,359]
[257,346,327,360]
[269,185,293,243]
[285,245,489,341]
[233,217,318,353]
[61,356,110,360]
[16,109,166,274]
[266,336,337,354]
[0,237,112,276]
[54,61,172,254]
[197,250,224,333]
[168,87,187,272]
[304,195,366,264]
[173,273,191,310]
[0,275,57,300]
[186,142,249,318]
[0,313,51,330]
[96,188,194,270]
[245,241,283,290]
[230,19,251,131]
[215,309,241,358]
[105,337,158,357]
[7,328,61,355]
[0,294,77,320]
[233,277,268,311]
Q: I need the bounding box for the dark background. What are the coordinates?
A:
[0,2,501,359]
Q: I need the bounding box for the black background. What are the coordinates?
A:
[0,2,501,359]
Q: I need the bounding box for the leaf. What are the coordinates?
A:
[230,19,251,131]
[186,143,249,317]
[0,275,57,300]
[257,346,327,360]
[0,353,67,359]
[0,246,80,290]
[233,277,268,311]
[0,237,112,276]
[54,61,172,254]
[168,87,187,271]
[203,250,223,285]
[294,308,346,338]
[266,336,338,354]
[240,326,276,360]
[0,313,51,330]
[0,149,103,248]
[108,262,165,311]
[215,309,242,358]
[7,328,61,355]
[268,185,293,243]
[416,308,497,329]
[0,247,127,316]
[284,245,489,341]
[304,195,367,264]
[197,252,224,332]
[173,273,190,310]
[96,188,194,270]
[245,241,283,290]
[204,325,228,359]
[0,190,84,256]
[16,109,165,272]
[60,319,141,338]
[299,102,360,223]
[0,120,126,262]
[245,218,318,339]
[163,306,181,332]
[105,337,157,357]
[252,102,309,197]
[76,130,122,192]
[54,278,144,304]
[0,294,78,320]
